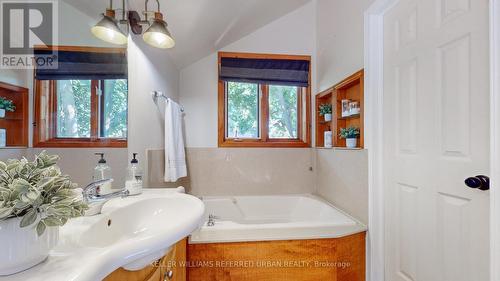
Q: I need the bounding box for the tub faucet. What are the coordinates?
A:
[82,179,129,216]
[207,214,219,227]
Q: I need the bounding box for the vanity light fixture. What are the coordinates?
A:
[91,0,128,45]
[91,0,175,49]
[143,12,175,49]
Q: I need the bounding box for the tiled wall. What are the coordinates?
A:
[146,147,368,224]
[147,148,316,196]
[315,149,368,223]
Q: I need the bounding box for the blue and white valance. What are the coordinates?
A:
[219,57,310,87]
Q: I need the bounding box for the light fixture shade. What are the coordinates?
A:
[143,19,175,49]
[91,15,128,45]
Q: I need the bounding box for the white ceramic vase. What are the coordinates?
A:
[0,218,59,275]
[346,138,357,149]
[324,113,332,122]
[0,109,5,118]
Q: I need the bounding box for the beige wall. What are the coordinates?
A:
[316,0,374,91]
[126,35,180,180]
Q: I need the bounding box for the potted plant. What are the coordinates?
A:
[319,103,332,122]
[0,97,15,118]
[0,151,87,275]
[339,126,360,148]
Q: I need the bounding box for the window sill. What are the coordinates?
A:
[33,139,127,148]
[219,139,310,148]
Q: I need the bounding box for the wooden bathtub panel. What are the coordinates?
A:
[187,232,365,281]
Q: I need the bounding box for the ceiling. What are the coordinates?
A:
[62,0,311,68]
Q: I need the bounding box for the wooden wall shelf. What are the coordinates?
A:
[315,69,364,149]
[315,88,333,148]
[0,82,29,148]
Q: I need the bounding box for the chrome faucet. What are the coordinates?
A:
[82,179,129,216]
[207,214,219,227]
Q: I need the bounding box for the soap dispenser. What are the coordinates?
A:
[93,153,113,194]
[125,153,143,195]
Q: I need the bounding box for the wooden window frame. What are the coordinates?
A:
[33,46,127,148]
[218,52,312,148]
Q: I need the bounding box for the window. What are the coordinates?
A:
[34,46,127,147]
[218,52,311,147]
[226,82,260,139]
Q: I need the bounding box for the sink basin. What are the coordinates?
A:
[0,188,204,281]
[80,197,193,248]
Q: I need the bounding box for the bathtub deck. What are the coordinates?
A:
[187,232,366,281]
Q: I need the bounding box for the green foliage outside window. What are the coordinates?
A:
[226,82,299,139]
[57,80,91,138]
[227,82,259,138]
[102,79,128,138]
[269,85,298,138]
[56,79,128,139]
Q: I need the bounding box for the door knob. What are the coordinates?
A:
[465,175,490,191]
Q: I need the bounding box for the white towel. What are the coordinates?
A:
[164,100,187,182]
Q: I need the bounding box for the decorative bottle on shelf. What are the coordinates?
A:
[125,153,143,195]
[324,126,333,148]
[93,153,113,194]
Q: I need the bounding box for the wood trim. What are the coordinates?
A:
[32,79,41,147]
[33,139,127,148]
[0,81,28,92]
[304,83,312,146]
[217,52,312,148]
[49,81,57,140]
[187,232,366,281]
[297,87,303,140]
[333,70,364,90]
[90,80,99,141]
[217,80,226,148]
[219,140,311,148]
[260,84,269,141]
[34,45,126,54]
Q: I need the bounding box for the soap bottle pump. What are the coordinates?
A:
[125,153,143,195]
[93,153,113,194]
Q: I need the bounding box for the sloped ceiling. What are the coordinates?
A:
[62,0,311,68]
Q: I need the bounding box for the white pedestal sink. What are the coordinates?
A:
[0,188,204,281]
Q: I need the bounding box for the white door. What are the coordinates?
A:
[383,0,490,280]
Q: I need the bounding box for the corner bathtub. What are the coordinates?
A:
[189,194,367,244]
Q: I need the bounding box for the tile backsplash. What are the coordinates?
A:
[147,148,315,196]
